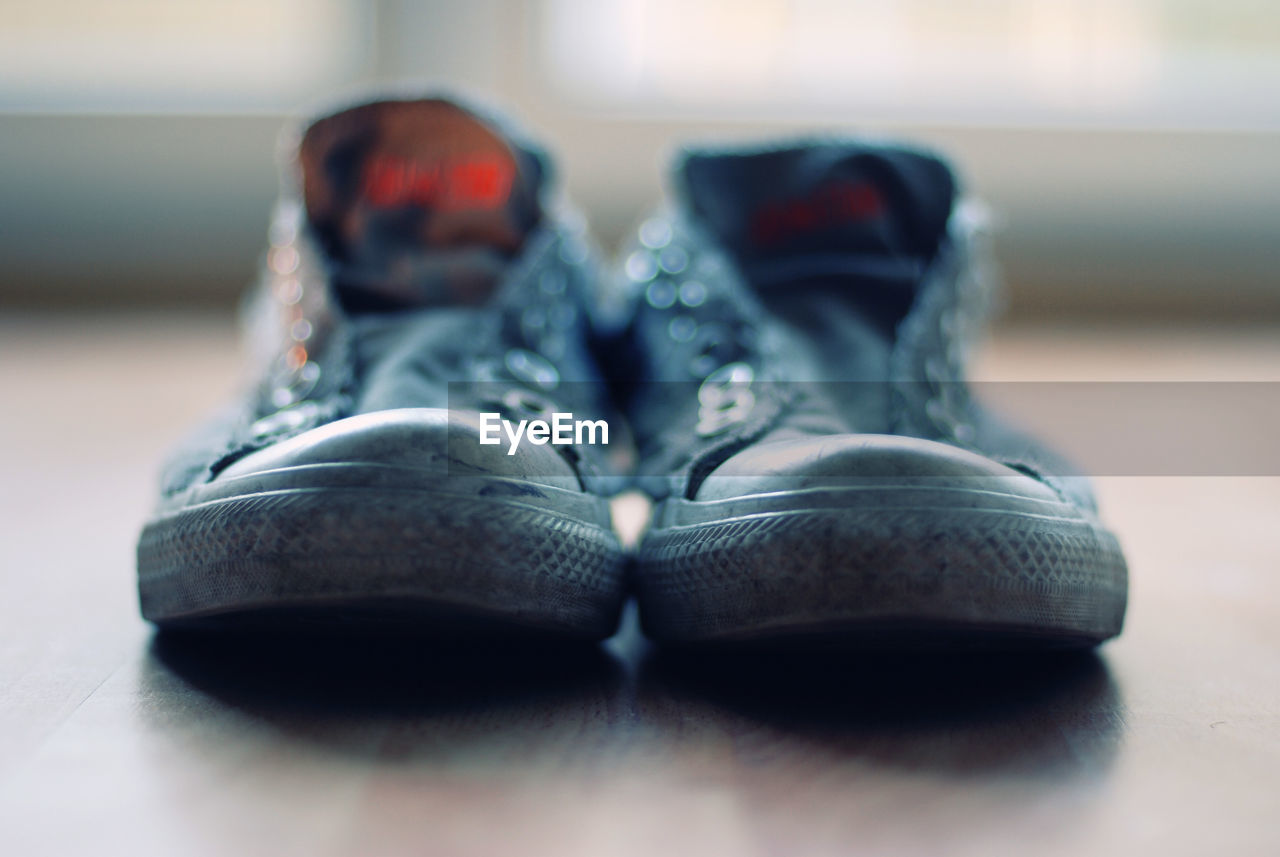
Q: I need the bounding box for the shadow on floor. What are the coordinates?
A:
[148,629,623,716]
[143,622,1122,778]
[143,630,628,764]
[639,644,1123,777]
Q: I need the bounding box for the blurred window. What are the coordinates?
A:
[0,0,371,112]
[542,0,1280,129]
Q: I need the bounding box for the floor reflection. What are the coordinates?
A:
[638,644,1124,778]
[144,630,628,764]
[143,620,1123,780]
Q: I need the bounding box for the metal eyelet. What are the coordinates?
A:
[504,348,560,390]
[249,400,325,440]
[288,361,321,399]
[658,246,689,275]
[700,361,755,390]
[668,316,697,342]
[501,388,555,420]
[269,387,297,409]
[639,218,673,249]
[268,245,300,275]
[646,280,677,309]
[624,250,658,283]
[695,362,755,437]
[268,354,322,408]
[275,276,303,305]
[268,219,299,249]
[678,280,707,307]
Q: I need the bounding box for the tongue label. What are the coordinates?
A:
[361,153,516,211]
[681,145,957,264]
[749,179,884,246]
[298,99,540,258]
[298,99,545,311]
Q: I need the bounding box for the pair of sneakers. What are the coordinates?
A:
[137,96,1128,649]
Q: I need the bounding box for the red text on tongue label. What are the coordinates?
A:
[750,180,884,246]
[362,154,516,211]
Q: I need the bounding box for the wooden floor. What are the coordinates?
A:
[1,312,1277,857]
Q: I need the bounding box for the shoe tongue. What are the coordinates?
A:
[298,99,544,310]
[679,143,957,281]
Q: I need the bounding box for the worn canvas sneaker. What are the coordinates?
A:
[137,97,626,638]
[611,140,1128,649]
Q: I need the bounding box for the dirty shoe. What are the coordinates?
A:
[137,97,626,638]
[612,140,1127,649]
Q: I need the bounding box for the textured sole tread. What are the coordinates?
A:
[637,503,1127,648]
[138,488,626,639]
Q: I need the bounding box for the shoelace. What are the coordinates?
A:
[623,216,765,438]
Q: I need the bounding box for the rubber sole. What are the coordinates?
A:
[138,485,626,639]
[635,485,1128,649]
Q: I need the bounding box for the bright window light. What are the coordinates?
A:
[541,0,1280,129]
[0,0,372,112]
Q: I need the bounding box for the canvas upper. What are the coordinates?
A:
[156,96,622,507]
[604,139,1095,510]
